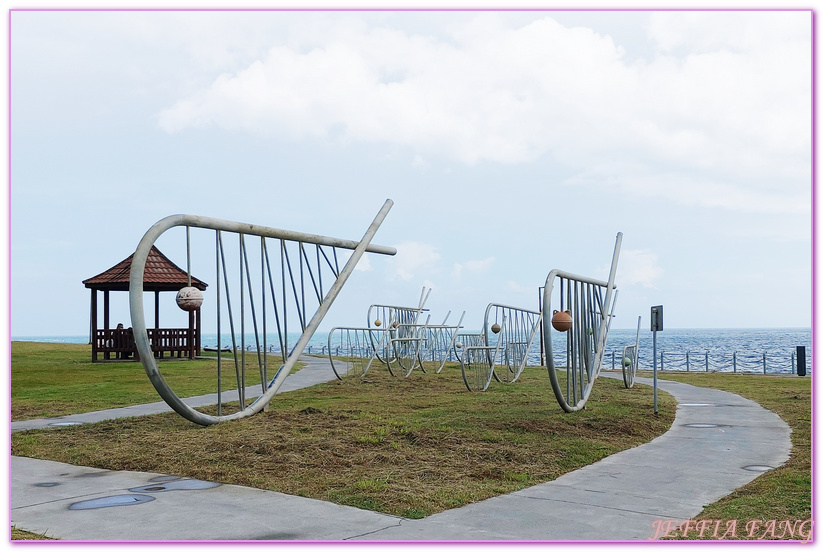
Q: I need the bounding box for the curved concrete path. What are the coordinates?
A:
[10,367,792,541]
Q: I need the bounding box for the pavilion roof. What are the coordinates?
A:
[82,246,208,292]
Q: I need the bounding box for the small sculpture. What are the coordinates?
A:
[374,319,382,327]
[491,323,501,334]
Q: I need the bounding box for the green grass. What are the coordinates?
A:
[653,371,811,540]
[11,341,297,420]
[12,363,676,519]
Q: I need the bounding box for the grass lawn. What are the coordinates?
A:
[12,363,676,519]
[653,371,811,540]
[11,341,296,421]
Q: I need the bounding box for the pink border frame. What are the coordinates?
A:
[5,7,816,546]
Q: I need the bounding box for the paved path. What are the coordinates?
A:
[10,367,792,541]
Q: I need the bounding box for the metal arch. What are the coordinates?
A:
[129,200,395,426]
[542,233,622,412]
[482,303,542,384]
[622,315,642,389]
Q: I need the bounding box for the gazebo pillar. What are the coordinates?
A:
[154,291,160,331]
[103,290,110,360]
[90,289,98,361]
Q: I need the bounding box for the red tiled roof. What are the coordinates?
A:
[83,246,208,292]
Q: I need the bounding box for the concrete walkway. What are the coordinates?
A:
[10,366,792,541]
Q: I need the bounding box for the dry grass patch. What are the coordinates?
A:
[12,364,674,519]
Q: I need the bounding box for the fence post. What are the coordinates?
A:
[797,346,807,376]
[733,351,737,373]
[686,351,690,372]
[612,350,615,371]
[792,351,796,374]
[660,351,664,371]
[763,353,767,374]
[705,350,709,372]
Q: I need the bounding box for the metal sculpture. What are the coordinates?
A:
[326,326,389,379]
[129,200,396,425]
[453,331,486,363]
[384,310,465,377]
[542,233,622,412]
[327,288,433,378]
[388,317,432,377]
[484,303,542,384]
[366,288,430,376]
[622,315,642,389]
[419,311,466,373]
[459,315,506,392]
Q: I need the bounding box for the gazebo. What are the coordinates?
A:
[82,246,208,362]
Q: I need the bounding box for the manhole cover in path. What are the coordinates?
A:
[743,465,775,472]
[683,423,725,429]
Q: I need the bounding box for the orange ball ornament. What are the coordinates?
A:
[551,310,573,332]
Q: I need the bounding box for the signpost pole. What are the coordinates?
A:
[651,305,663,415]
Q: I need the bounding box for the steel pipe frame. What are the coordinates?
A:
[129,199,396,426]
[542,233,622,412]
[482,303,542,384]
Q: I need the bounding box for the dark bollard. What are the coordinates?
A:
[797,346,807,377]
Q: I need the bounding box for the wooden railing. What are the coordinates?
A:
[92,328,199,361]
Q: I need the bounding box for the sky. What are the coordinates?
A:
[8,7,813,337]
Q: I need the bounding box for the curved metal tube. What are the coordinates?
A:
[129,200,395,425]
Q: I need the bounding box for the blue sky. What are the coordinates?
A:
[9,8,813,336]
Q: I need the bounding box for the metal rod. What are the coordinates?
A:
[239,234,246,408]
[216,231,222,417]
[653,329,658,414]
[186,226,192,287]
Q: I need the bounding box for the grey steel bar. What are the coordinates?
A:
[216,231,222,417]
[240,234,246,408]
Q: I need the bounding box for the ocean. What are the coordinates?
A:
[14,327,811,375]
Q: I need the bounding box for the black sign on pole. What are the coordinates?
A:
[797,346,807,377]
[651,305,663,332]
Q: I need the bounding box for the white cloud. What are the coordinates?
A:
[155,11,810,214]
[616,249,664,289]
[388,241,441,281]
[506,280,533,294]
[452,257,495,280]
[411,154,430,172]
[354,254,372,272]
